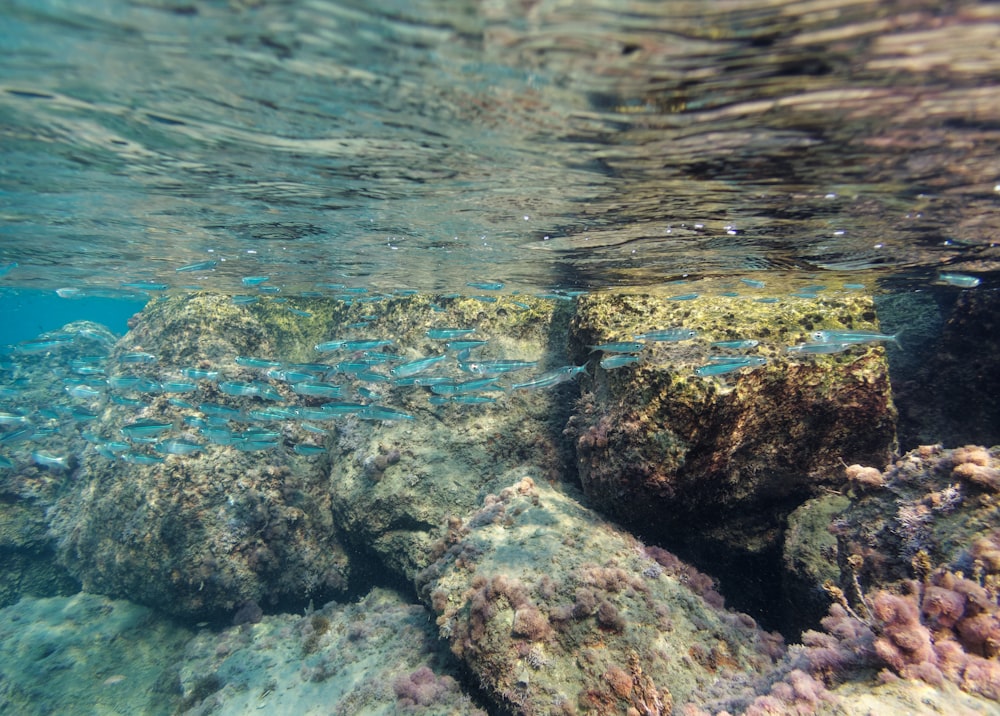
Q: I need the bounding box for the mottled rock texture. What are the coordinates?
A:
[888,289,1000,450]
[416,477,784,715]
[48,295,352,618]
[565,292,897,559]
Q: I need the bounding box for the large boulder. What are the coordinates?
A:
[48,295,353,618]
[416,477,784,715]
[565,292,897,556]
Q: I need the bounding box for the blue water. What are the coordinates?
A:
[0,288,145,345]
[2,1,1000,714]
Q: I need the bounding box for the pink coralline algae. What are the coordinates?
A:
[392,666,462,709]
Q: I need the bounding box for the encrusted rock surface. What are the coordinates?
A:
[48,295,354,617]
[6,290,1000,715]
[177,588,481,715]
[0,593,192,715]
[416,477,784,715]
[565,292,897,558]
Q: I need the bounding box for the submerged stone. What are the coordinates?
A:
[565,292,897,586]
[48,295,353,618]
[416,477,784,714]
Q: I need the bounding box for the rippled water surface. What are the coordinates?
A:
[2,0,999,293]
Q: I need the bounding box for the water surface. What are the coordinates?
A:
[1,0,998,294]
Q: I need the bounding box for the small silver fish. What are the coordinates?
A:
[236,356,283,369]
[390,355,448,378]
[589,341,645,354]
[634,329,698,342]
[600,354,640,369]
[66,384,103,400]
[155,439,204,455]
[938,272,980,288]
[427,328,476,340]
[809,330,900,347]
[695,361,764,377]
[293,444,327,455]
[181,368,220,381]
[218,381,259,397]
[786,342,854,354]
[466,281,505,291]
[459,359,537,376]
[119,352,157,364]
[32,451,70,470]
[710,339,759,350]
[175,260,218,273]
[511,365,586,391]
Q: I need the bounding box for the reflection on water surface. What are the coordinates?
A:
[0,0,998,292]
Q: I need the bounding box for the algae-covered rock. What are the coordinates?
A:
[177,587,483,716]
[832,444,1000,595]
[416,477,785,715]
[49,444,349,619]
[566,292,897,557]
[48,295,353,618]
[317,293,575,580]
[890,289,1000,449]
[0,497,80,608]
[782,493,851,634]
[47,292,574,618]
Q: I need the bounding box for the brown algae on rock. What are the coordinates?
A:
[566,291,897,557]
[416,477,784,715]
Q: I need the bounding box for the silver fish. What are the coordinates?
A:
[511,365,586,391]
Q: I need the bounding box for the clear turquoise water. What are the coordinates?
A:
[0,287,144,344]
[1,3,999,713]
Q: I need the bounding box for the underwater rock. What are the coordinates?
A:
[889,289,1000,449]
[0,592,192,715]
[42,291,574,618]
[787,445,1000,704]
[47,295,352,618]
[176,587,481,715]
[318,294,574,581]
[416,476,785,715]
[781,493,851,637]
[830,444,1000,599]
[565,292,897,561]
[0,498,80,609]
[49,443,350,619]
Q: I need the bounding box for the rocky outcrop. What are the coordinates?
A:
[565,292,897,558]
